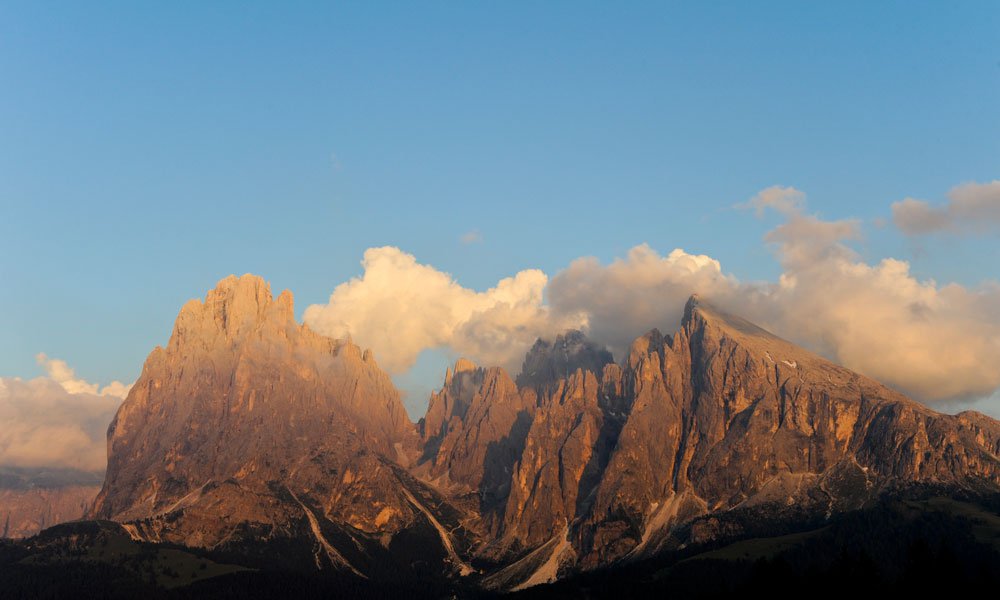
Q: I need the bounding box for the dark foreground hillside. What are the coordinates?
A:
[512,492,1000,599]
[2,491,998,599]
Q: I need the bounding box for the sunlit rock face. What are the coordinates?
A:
[515,329,614,392]
[423,296,1000,585]
[417,360,533,535]
[569,296,1000,568]
[90,275,1000,587]
[91,275,472,577]
[1,468,102,539]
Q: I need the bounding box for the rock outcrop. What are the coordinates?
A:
[418,361,532,534]
[572,296,1000,568]
[92,275,472,578]
[0,468,101,539]
[89,276,1000,589]
[516,330,614,391]
[422,295,1000,586]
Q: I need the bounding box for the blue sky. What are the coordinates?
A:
[2,2,998,411]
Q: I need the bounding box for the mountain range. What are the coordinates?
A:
[3,273,999,597]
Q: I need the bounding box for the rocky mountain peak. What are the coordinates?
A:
[454,357,477,373]
[444,357,480,387]
[422,359,486,451]
[169,274,296,350]
[95,274,416,532]
[626,328,666,370]
[516,329,614,390]
[678,294,899,396]
[682,294,773,340]
[84,283,1000,590]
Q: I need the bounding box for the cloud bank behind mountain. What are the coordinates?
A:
[305,183,1000,406]
[0,357,130,472]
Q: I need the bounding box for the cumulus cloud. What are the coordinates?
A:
[35,353,131,399]
[547,245,740,357]
[306,186,1000,407]
[542,188,1000,402]
[303,246,584,374]
[764,213,861,269]
[0,357,130,472]
[746,191,1000,399]
[892,180,1000,235]
[757,255,1000,400]
[739,185,806,217]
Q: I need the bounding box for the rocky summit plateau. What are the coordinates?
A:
[4,274,1000,598]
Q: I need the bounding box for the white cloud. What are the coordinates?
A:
[542,189,1000,403]
[304,185,1000,408]
[739,185,806,217]
[547,245,740,358]
[891,198,951,235]
[303,246,584,374]
[892,180,1000,235]
[763,213,861,269]
[0,357,130,471]
[460,229,483,244]
[35,353,131,399]
[747,250,1000,401]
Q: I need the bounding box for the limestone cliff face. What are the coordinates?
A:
[88,277,1000,587]
[420,296,1000,585]
[1,486,99,539]
[0,469,103,539]
[516,330,614,391]
[498,369,607,555]
[419,361,532,525]
[420,358,490,469]
[91,275,449,571]
[573,296,1000,567]
[415,334,618,549]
